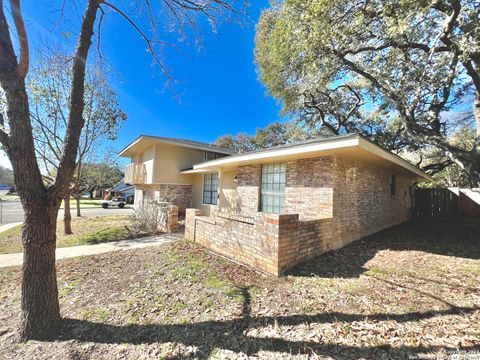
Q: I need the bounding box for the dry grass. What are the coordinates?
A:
[0,219,479,359]
[0,216,133,254]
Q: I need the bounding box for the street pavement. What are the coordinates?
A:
[0,200,134,224]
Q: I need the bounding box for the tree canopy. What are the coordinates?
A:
[255,0,480,184]
[214,122,319,152]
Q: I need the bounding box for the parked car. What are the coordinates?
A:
[101,197,126,209]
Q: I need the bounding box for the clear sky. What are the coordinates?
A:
[0,0,282,170]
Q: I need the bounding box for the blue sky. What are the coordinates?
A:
[9,0,282,169]
[1,1,283,169]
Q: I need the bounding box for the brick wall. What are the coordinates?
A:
[134,184,192,216]
[277,215,334,273]
[185,210,334,275]
[285,157,334,219]
[236,164,261,216]
[331,157,413,248]
[186,210,282,275]
[157,184,193,216]
[185,155,416,276]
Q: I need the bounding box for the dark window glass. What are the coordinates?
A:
[203,173,219,205]
[390,174,396,196]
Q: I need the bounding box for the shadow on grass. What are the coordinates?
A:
[287,219,480,278]
[58,300,478,359]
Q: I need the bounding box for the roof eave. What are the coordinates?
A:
[192,136,361,169]
[192,135,432,182]
[118,135,236,157]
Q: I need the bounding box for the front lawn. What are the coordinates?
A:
[0,220,479,359]
[59,198,104,209]
[0,216,135,254]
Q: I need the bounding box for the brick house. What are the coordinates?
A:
[120,133,431,275]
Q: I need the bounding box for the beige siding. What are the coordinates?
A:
[191,173,212,214]
[143,146,156,184]
[218,168,241,213]
[152,143,205,184]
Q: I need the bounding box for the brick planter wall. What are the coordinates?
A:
[277,215,334,273]
[186,210,281,274]
[185,210,334,275]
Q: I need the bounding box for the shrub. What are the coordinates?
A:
[130,201,177,235]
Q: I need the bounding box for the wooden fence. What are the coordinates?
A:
[413,188,459,220]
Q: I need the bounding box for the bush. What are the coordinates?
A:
[130,201,175,235]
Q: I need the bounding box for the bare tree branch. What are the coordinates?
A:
[9,0,29,78]
[102,1,170,81]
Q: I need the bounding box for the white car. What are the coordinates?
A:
[102,197,126,209]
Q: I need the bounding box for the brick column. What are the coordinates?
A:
[185,208,204,241]
[165,205,179,233]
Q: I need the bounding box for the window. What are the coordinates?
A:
[203,173,219,205]
[203,151,222,161]
[260,162,286,213]
[142,190,154,204]
[390,174,396,196]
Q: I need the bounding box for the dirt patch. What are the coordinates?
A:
[0,219,479,359]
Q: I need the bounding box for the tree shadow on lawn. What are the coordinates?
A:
[57,291,478,360]
[287,219,480,279]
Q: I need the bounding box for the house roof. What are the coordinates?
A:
[111,180,132,192]
[118,185,135,193]
[185,134,432,181]
[118,135,237,157]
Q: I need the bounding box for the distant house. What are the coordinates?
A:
[109,180,135,203]
[119,133,431,275]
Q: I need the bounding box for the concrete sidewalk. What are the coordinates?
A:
[0,232,184,268]
[0,222,22,233]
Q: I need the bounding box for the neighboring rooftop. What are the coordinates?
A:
[118,135,237,157]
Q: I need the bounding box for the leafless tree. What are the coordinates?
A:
[0,0,239,340]
[30,50,126,233]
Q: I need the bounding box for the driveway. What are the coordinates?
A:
[0,201,133,224]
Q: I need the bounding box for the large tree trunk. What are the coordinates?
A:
[63,196,72,235]
[0,0,100,341]
[469,93,480,185]
[20,202,60,340]
[76,197,81,217]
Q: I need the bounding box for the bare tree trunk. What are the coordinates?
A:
[0,0,100,340]
[20,202,60,340]
[63,196,72,235]
[76,197,81,217]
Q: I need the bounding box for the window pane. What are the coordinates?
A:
[260,163,286,213]
[203,173,219,205]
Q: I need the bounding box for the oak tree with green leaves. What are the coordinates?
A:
[255,0,480,183]
[214,122,319,152]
